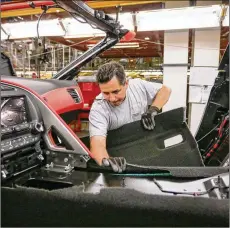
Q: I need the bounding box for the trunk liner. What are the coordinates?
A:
[81,107,204,167]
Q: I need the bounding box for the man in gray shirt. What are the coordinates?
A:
[89,61,171,172]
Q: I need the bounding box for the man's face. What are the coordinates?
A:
[99,76,128,106]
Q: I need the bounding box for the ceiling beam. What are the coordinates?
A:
[1,0,161,18]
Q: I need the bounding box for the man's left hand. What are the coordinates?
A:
[141,106,160,130]
[102,157,126,173]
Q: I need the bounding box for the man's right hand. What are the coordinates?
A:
[141,106,160,130]
[102,157,126,173]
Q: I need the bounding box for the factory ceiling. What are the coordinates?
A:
[1,0,229,59]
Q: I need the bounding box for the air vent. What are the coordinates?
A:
[1,85,16,91]
[67,88,81,103]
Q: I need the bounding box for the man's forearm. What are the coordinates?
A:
[151,85,171,109]
[90,136,109,165]
[91,147,109,165]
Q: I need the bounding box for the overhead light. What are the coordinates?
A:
[87,42,139,49]
[145,37,150,40]
[112,44,139,49]
[66,39,76,44]
[137,5,227,31]
[112,42,139,48]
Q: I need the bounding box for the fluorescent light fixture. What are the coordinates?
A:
[1,19,65,40]
[65,39,76,44]
[87,42,139,49]
[223,6,229,26]
[137,5,223,31]
[112,44,139,49]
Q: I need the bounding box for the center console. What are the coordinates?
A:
[1,92,45,181]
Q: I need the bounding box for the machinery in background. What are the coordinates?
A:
[1,52,17,77]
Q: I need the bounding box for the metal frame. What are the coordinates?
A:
[52,0,129,80]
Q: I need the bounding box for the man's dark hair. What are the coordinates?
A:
[95,61,126,85]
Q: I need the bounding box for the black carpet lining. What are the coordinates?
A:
[2,186,229,227]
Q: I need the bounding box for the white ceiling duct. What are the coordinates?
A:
[136,5,227,31]
[1,19,65,40]
[62,18,105,38]
[62,12,134,38]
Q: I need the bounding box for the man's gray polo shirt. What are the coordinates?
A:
[89,78,162,137]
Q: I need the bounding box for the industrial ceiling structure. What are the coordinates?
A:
[1,0,229,59]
